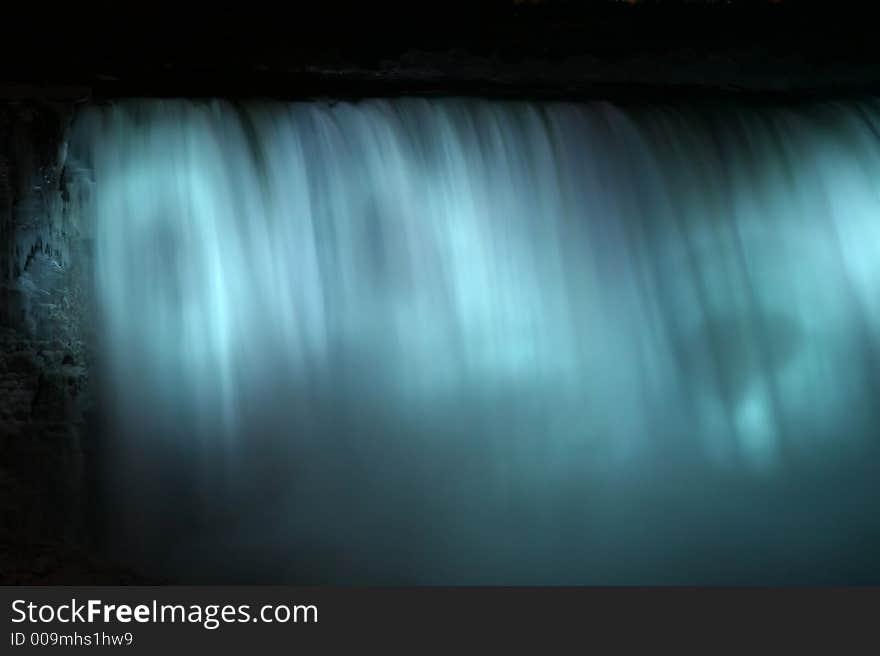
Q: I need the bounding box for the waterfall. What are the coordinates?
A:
[70,98,880,583]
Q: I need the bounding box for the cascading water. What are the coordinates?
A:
[69,98,880,583]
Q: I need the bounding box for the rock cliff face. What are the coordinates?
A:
[0,99,122,583]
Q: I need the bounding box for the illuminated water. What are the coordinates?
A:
[69,98,880,583]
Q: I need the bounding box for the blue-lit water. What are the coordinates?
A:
[70,98,880,583]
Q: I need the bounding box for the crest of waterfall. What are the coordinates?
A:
[69,98,880,581]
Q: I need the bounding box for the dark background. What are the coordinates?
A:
[3,1,880,100]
